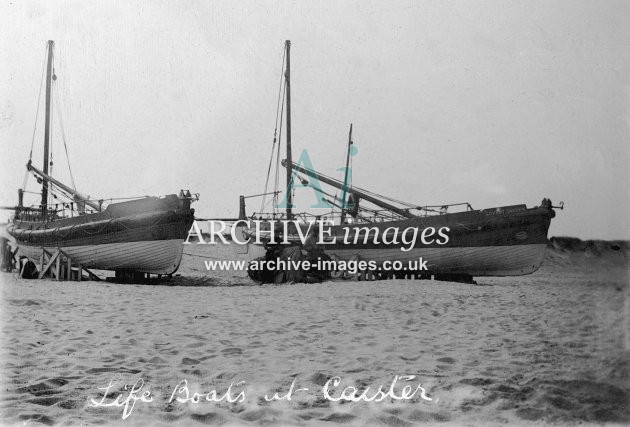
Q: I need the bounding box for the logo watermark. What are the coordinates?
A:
[184,219,450,252]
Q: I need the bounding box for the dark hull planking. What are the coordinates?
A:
[326,204,554,250]
[250,203,555,277]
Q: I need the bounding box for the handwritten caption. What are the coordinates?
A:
[89,375,433,420]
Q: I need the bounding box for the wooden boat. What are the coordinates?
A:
[241,40,562,281]
[6,41,196,278]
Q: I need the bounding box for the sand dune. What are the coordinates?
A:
[0,238,628,425]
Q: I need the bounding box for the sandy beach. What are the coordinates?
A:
[0,240,628,426]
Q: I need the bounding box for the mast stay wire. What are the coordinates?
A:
[23,42,49,192]
[54,82,77,191]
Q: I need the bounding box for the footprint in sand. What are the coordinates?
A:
[16,378,69,397]
[319,412,357,423]
[221,347,243,356]
[408,410,451,422]
[189,412,226,424]
[399,355,422,362]
[309,372,331,387]
[239,407,281,423]
[375,414,414,427]
[85,367,140,375]
[17,414,55,425]
[59,400,83,409]
[515,407,545,421]
[459,378,493,386]
[181,357,200,365]
[25,396,64,406]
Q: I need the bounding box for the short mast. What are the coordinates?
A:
[41,40,54,212]
[284,40,293,220]
[340,123,353,224]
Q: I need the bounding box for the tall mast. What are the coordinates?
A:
[284,40,293,220]
[340,123,353,224]
[41,40,54,212]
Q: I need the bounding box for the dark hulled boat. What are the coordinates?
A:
[272,162,558,277]
[326,205,555,277]
[242,40,561,280]
[6,41,196,277]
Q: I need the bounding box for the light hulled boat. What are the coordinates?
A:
[6,41,196,279]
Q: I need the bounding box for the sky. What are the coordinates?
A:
[1,0,628,240]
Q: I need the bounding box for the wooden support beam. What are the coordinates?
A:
[82,266,101,281]
[38,249,60,279]
[11,247,19,271]
[55,249,97,281]
[28,247,102,282]
[55,253,61,281]
[19,258,27,279]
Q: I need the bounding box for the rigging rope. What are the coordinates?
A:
[292,165,467,213]
[260,141,277,213]
[28,42,49,163]
[273,114,283,213]
[260,47,287,213]
[54,90,77,190]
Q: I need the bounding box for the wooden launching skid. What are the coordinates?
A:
[356,269,476,284]
[26,248,101,281]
